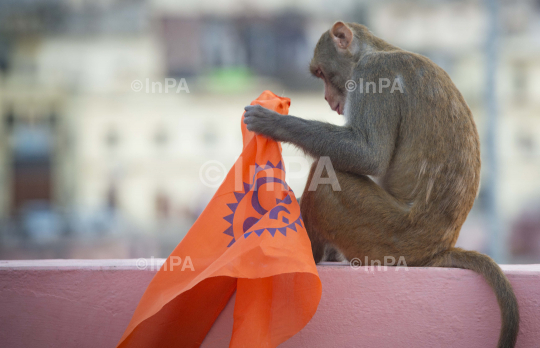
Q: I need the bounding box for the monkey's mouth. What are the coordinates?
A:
[333,103,343,115]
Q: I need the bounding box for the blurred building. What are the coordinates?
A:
[0,0,539,260]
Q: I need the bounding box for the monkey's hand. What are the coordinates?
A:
[243,105,283,140]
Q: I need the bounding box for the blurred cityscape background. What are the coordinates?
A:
[0,0,539,263]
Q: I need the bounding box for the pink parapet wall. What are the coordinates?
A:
[0,260,539,348]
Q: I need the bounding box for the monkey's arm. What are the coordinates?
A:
[244,102,399,176]
[245,54,404,175]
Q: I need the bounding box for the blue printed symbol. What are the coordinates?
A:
[222,161,303,247]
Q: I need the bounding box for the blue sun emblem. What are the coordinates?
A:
[223,160,304,247]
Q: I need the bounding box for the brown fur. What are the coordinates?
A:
[301,22,519,348]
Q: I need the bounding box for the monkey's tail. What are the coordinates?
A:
[427,247,519,348]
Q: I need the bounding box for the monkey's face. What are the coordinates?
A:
[318,69,346,115]
[310,54,348,115]
[310,26,356,116]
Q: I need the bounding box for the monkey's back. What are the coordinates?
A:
[369,51,481,248]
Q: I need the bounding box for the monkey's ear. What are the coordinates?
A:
[330,21,353,50]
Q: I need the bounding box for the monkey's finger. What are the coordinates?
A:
[246,104,268,111]
[243,115,257,124]
[245,122,259,131]
[244,110,262,120]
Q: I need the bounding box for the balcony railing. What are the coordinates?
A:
[1,260,539,347]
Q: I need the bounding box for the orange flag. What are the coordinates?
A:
[117,90,322,348]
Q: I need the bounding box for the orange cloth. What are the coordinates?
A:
[117,91,321,348]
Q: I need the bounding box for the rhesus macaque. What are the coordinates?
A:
[243,22,518,347]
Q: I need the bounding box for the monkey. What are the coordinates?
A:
[243,21,519,348]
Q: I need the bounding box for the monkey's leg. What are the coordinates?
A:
[323,244,346,262]
[299,188,328,263]
[301,170,416,264]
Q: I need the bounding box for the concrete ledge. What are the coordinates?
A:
[1,260,539,348]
